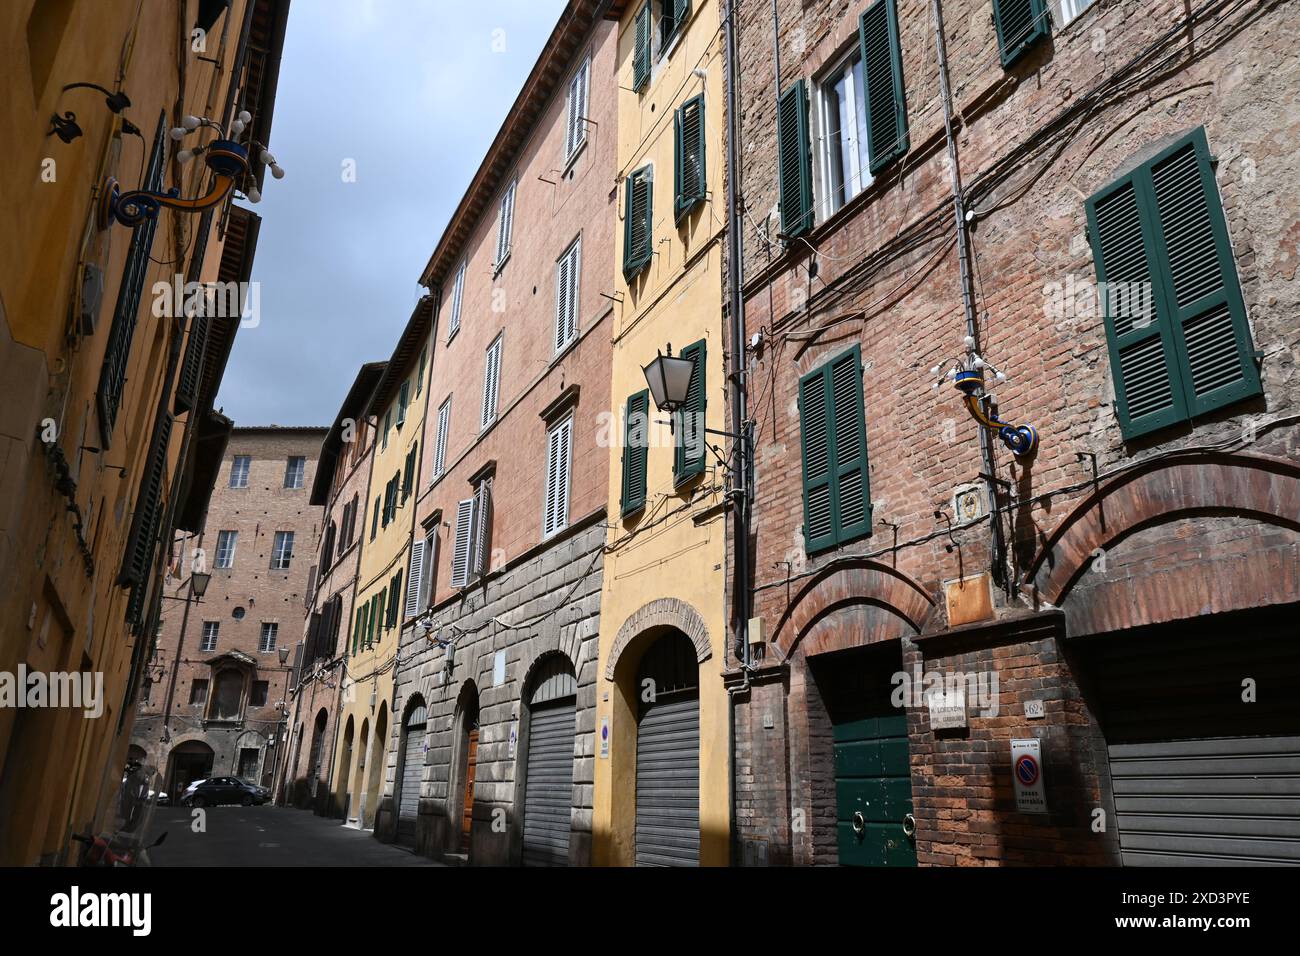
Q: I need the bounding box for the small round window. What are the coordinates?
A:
[232,606,246,620]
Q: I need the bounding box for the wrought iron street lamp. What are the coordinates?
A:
[642,344,697,415]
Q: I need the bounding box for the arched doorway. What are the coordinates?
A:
[364,702,388,829]
[351,718,370,826]
[450,682,480,855]
[634,630,699,866]
[308,709,328,802]
[520,655,577,866]
[336,717,355,821]
[396,697,427,847]
[166,740,215,796]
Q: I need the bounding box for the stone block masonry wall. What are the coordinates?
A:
[382,516,605,864]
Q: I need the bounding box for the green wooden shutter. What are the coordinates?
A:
[1086,128,1258,440]
[353,607,364,655]
[799,346,870,552]
[621,390,649,516]
[174,314,208,414]
[992,0,1050,68]
[673,339,707,482]
[674,94,706,221]
[623,166,653,279]
[829,347,871,542]
[777,79,813,238]
[1147,130,1260,417]
[120,410,174,589]
[859,0,908,174]
[633,2,651,92]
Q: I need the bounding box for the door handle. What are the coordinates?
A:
[902,812,916,839]
[851,811,866,838]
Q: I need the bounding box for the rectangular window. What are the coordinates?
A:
[405,536,426,619]
[382,407,392,450]
[859,0,908,176]
[284,456,306,489]
[450,486,490,588]
[777,79,813,238]
[353,606,364,655]
[374,590,386,640]
[623,165,654,279]
[397,381,410,428]
[555,237,581,353]
[481,333,503,430]
[416,345,427,396]
[674,95,706,221]
[402,445,417,501]
[271,531,294,570]
[544,417,573,539]
[565,56,591,161]
[97,112,167,447]
[659,0,690,51]
[673,339,707,483]
[371,496,380,540]
[249,681,269,707]
[1049,0,1093,26]
[1085,127,1260,440]
[258,622,279,653]
[620,391,650,516]
[798,345,871,552]
[992,0,1050,67]
[632,2,651,91]
[229,455,250,488]
[419,529,436,610]
[188,679,209,706]
[434,397,451,480]
[818,52,869,220]
[448,261,466,340]
[200,621,219,652]
[214,530,237,569]
[494,179,516,272]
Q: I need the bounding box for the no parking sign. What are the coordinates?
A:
[1011,738,1048,814]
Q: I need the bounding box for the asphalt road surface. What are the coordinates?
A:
[146,806,441,866]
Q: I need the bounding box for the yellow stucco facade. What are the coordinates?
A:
[0,0,263,865]
[331,313,432,830]
[592,0,731,866]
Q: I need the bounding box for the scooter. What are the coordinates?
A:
[72,761,169,867]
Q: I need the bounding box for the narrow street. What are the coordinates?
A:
[148,807,440,867]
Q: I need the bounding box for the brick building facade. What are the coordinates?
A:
[279,365,383,814]
[377,0,618,864]
[727,0,1299,866]
[132,426,326,798]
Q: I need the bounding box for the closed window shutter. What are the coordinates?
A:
[623,166,654,279]
[405,537,425,619]
[545,418,572,537]
[375,590,386,638]
[566,58,589,159]
[992,0,1050,68]
[1086,128,1258,439]
[859,0,909,174]
[674,95,706,221]
[402,444,417,500]
[353,607,363,655]
[98,111,168,446]
[799,346,871,551]
[390,571,402,627]
[621,390,650,516]
[120,410,174,589]
[555,239,581,353]
[419,531,437,608]
[673,339,707,482]
[448,263,465,338]
[495,181,515,269]
[174,313,208,414]
[434,398,450,477]
[481,335,502,429]
[777,80,813,238]
[633,2,651,91]
[472,481,492,579]
[829,347,871,541]
[450,497,474,587]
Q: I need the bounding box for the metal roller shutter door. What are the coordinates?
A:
[1092,623,1300,866]
[521,699,576,866]
[396,724,424,846]
[635,692,700,867]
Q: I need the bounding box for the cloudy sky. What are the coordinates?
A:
[215,0,568,426]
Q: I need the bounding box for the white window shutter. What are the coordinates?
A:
[404,538,425,618]
[419,531,436,608]
[450,497,473,587]
[481,336,501,429]
[434,398,450,478]
[554,251,571,353]
[544,418,572,537]
[567,240,580,344]
[449,262,465,337]
[471,481,492,579]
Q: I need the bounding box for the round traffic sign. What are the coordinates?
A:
[1015,754,1040,786]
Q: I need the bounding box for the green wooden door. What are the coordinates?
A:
[834,714,916,866]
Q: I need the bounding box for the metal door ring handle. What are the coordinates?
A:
[902,813,916,838]
[851,811,865,837]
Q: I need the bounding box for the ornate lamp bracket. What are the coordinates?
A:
[931,343,1039,458]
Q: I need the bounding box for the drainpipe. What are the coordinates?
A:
[929,0,1009,596]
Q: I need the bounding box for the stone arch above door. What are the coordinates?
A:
[605,597,711,681]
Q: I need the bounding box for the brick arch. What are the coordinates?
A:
[518,621,587,695]
[1025,451,1300,606]
[605,597,711,681]
[772,559,936,660]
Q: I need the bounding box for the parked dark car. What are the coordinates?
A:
[181,776,270,808]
